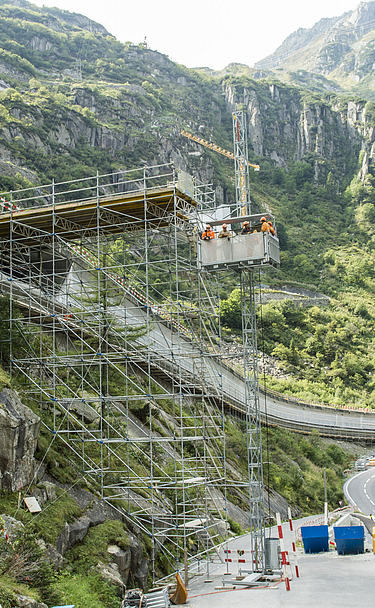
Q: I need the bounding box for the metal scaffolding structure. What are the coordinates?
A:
[240,269,265,571]
[0,163,229,582]
[196,110,268,573]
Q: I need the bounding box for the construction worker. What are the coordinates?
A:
[218,223,232,239]
[260,217,269,233]
[201,224,215,240]
[267,221,275,236]
[240,221,251,235]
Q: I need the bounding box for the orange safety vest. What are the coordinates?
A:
[202,230,215,240]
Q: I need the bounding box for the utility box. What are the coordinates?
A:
[333,526,365,555]
[301,525,329,553]
[264,537,281,570]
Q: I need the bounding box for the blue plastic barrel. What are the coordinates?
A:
[301,525,329,553]
[333,526,365,555]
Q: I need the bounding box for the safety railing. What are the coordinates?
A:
[0,163,196,210]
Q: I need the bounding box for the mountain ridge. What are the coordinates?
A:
[254,1,375,98]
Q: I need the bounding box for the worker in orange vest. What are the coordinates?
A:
[260,217,269,233]
[240,221,251,235]
[201,224,215,240]
[267,221,275,236]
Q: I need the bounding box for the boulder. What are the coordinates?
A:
[0,514,23,540]
[107,544,132,584]
[133,558,149,590]
[96,561,125,589]
[15,596,48,608]
[0,389,40,492]
[56,516,91,555]
[37,538,65,570]
[38,481,58,502]
[56,521,70,556]
[68,515,91,545]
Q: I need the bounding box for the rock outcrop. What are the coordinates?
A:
[15,597,47,608]
[254,2,375,97]
[0,388,40,492]
[224,80,375,178]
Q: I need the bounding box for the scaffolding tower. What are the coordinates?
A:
[197,110,277,573]
[0,164,229,583]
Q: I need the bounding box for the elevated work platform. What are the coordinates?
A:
[198,232,280,270]
[198,213,280,271]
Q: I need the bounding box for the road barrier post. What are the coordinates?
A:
[276,512,291,591]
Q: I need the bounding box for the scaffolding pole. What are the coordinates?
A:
[241,268,265,572]
[232,111,251,216]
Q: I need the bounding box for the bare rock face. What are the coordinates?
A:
[96,561,125,589]
[15,596,48,608]
[107,544,132,583]
[0,388,40,492]
[56,517,92,556]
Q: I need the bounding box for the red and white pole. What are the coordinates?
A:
[288,507,300,578]
[276,512,291,591]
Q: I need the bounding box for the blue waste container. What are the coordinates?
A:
[333,526,365,555]
[301,525,329,553]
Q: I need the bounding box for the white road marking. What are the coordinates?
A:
[345,469,375,513]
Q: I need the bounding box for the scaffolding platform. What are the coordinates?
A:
[0,185,196,243]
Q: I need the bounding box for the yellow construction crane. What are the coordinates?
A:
[180,129,260,171]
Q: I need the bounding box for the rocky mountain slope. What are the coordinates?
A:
[1,1,375,398]
[255,1,375,99]
[1,379,351,607]
[0,1,370,198]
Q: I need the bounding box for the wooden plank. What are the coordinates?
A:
[222,572,263,587]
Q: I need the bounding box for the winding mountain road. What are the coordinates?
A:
[344,469,375,514]
[5,266,375,442]
[98,281,375,442]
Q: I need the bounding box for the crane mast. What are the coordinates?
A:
[185,111,267,573]
[233,111,252,216]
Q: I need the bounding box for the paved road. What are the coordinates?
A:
[102,288,375,440]
[188,552,375,608]
[344,469,375,515]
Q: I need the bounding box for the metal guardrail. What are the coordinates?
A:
[221,356,374,416]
